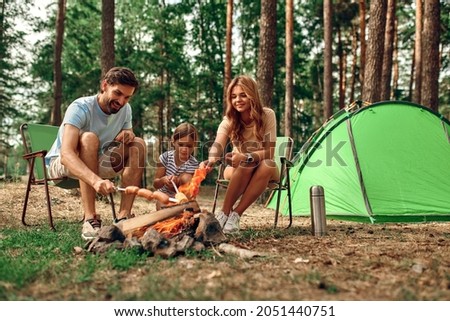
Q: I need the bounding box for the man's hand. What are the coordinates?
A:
[93,179,115,195]
[115,130,135,145]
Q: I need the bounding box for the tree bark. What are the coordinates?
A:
[101,0,115,77]
[380,0,396,101]
[359,0,366,93]
[323,0,333,119]
[362,0,387,103]
[51,0,66,126]
[257,0,277,109]
[420,0,440,111]
[337,26,346,109]
[223,0,233,114]
[349,25,358,103]
[285,0,293,138]
[413,0,423,103]
[392,17,399,99]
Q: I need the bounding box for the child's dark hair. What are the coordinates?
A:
[172,122,198,142]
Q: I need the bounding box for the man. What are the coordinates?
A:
[45,67,146,240]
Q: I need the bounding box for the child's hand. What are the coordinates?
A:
[161,175,175,190]
[170,175,180,187]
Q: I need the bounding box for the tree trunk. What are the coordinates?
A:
[223,0,233,114]
[413,0,423,103]
[51,0,66,126]
[362,0,387,103]
[349,25,358,103]
[257,0,277,109]
[285,0,293,138]
[338,26,346,109]
[101,0,115,77]
[392,17,399,99]
[359,0,366,93]
[420,0,440,111]
[0,0,6,54]
[323,0,333,119]
[380,0,396,101]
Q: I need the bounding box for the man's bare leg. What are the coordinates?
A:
[78,133,100,221]
[117,137,146,219]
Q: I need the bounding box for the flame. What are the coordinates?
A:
[178,168,207,199]
[151,211,194,238]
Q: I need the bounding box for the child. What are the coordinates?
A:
[153,122,199,209]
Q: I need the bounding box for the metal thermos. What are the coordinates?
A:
[310,185,327,236]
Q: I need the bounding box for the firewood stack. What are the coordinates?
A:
[83,172,236,258]
[85,205,227,258]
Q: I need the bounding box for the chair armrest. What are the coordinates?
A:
[279,156,293,168]
[23,150,48,160]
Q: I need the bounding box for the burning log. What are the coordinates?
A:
[151,211,195,238]
[194,211,226,244]
[174,235,195,252]
[115,200,201,236]
[140,228,165,251]
[83,199,244,259]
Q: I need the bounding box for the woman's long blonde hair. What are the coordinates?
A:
[225,75,264,142]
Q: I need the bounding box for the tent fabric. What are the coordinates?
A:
[268,101,450,223]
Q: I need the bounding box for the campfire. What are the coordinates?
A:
[86,169,228,258]
[85,201,227,258]
[84,168,264,259]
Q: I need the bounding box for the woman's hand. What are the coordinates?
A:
[225,152,246,168]
[200,159,219,174]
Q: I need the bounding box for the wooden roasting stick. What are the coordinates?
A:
[171,180,189,203]
[115,200,201,235]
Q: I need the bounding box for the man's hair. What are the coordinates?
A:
[102,67,139,90]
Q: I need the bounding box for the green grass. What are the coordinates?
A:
[0,222,152,300]
[0,222,278,300]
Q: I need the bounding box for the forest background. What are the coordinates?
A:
[0,0,449,185]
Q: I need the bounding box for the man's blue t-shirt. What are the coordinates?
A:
[45,95,132,165]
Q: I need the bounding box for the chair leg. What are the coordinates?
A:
[41,162,55,231]
[43,180,55,231]
[274,184,282,228]
[211,183,220,214]
[22,159,35,227]
[286,169,293,229]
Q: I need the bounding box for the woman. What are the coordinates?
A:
[203,75,278,233]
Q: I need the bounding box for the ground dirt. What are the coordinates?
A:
[1,181,449,300]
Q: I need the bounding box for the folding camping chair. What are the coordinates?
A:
[211,136,294,228]
[20,123,117,230]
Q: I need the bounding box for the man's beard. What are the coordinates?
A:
[107,99,123,114]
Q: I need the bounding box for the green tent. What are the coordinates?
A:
[268,101,450,223]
